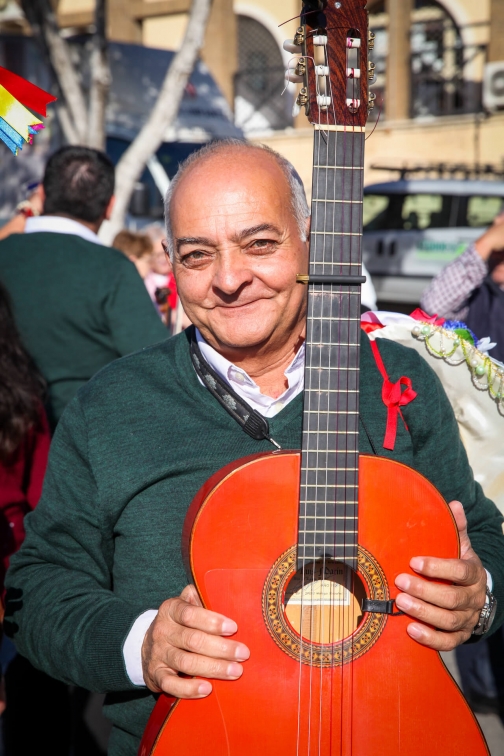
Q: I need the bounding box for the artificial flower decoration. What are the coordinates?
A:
[0,67,57,155]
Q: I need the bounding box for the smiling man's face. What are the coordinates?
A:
[170,149,309,360]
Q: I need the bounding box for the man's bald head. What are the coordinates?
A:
[164,139,310,260]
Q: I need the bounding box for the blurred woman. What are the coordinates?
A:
[0,281,49,591]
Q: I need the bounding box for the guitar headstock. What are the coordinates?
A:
[284,1,375,128]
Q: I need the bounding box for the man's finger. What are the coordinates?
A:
[155,668,214,699]
[447,500,471,556]
[167,597,238,636]
[404,555,482,586]
[164,648,244,681]
[180,584,203,607]
[405,622,470,652]
[394,571,482,611]
[394,591,478,632]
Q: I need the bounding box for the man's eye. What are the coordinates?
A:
[181,250,210,266]
[249,239,277,251]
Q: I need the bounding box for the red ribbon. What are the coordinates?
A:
[0,67,57,116]
[370,340,417,451]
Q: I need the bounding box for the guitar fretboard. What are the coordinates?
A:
[298,129,364,571]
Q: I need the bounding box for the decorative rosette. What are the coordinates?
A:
[0,67,57,155]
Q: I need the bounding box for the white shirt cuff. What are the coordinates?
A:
[485,569,493,593]
[123,609,158,686]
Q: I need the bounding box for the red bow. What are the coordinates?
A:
[370,340,417,451]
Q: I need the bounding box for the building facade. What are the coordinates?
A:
[1,0,503,192]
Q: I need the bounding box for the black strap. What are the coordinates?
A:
[189,329,282,449]
[361,599,404,616]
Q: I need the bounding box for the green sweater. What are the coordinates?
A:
[0,231,167,427]
[6,330,504,756]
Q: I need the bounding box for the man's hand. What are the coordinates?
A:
[394,500,488,651]
[475,212,504,260]
[141,584,250,698]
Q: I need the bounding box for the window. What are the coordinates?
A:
[364,193,454,230]
[235,16,292,134]
[465,196,503,227]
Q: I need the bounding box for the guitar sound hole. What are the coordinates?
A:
[283,560,366,644]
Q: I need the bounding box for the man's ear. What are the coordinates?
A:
[104,195,116,221]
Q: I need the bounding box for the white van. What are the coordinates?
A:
[362,179,504,307]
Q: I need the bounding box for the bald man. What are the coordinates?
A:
[6,141,504,756]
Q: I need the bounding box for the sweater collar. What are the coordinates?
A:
[25,216,103,246]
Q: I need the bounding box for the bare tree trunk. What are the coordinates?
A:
[104,0,213,242]
[88,0,111,150]
[21,0,88,144]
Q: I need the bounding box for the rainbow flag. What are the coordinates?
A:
[0,67,57,155]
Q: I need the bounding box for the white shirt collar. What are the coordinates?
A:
[195,328,305,418]
[25,216,103,246]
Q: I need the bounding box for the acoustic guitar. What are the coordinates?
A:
[140,2,489,753]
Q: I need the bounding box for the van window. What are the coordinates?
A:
[402,194,445,229]
[363,195,390,229]
[363,193,453,231]
[466,196,503,227]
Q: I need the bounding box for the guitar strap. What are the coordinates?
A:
[190,328,380,456]
[189,328,282,449]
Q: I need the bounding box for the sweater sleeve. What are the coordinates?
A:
[105,257,168,356]
[420,244,487,320]
[400,349,504,633]
[4,395,141,692]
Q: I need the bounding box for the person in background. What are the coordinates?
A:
[0,183,44,241]
[0,146,167,430]
[0,281,52,749]
[112,230,154,280]
[0,282,49,591]
[421,212,504,363]
[143,223,178,326]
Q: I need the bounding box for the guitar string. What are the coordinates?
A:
[296,28,324,756]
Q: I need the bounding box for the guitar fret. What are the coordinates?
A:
[313,165,364,170]
[311,231,361,236]
[312,199,363,204]
[304,410,359,414]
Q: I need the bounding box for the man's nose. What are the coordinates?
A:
[212,251,254,295]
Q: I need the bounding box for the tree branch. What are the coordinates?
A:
[88,0,111,150]
[105,0,213,240]
[20,0,88,144]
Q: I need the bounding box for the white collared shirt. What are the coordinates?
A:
[25,215,104,246]
[196,328,305,417]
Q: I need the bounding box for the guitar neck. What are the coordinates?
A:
[298,128,365,571]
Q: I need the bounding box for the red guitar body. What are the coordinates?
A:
[140,452,488,756]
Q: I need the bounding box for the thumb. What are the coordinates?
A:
[448,500,472,557]
[180,583,202,607]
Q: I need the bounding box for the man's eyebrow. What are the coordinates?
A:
[176,236,214,252]
[232,223,282,242]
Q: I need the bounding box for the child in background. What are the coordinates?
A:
[112,229,154,280]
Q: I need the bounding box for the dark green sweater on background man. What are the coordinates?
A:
[0,231,167,427]
[6,329,504,756]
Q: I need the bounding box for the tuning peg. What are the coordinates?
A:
[317,95,331,108]
[296,87,308,109]
[283,39,302,54]
[347,37,361,49]
[285,57,306,83]
[368,30,375,50]
[368,61,376,81]
[292,101,301,117]
[368,92,376,110]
